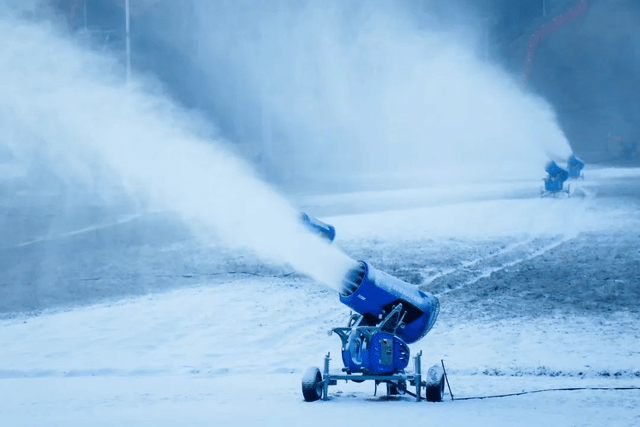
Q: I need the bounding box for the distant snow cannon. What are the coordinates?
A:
[302,261,445,403]
[566,154,585,180]
[619,141,638,159]
[541,161,570,197]
[300,212,336,242]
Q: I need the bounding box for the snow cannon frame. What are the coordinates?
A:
[567,154,585,180]
[541,161,570,198]
[300,212,336,242]
[302,261,445,403]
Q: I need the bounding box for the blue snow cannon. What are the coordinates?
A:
[300,212,336,242]
[567,154,585,180]
[302,261,444,403]
[541,161,570,197]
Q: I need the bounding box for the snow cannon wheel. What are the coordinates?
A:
[302,367,323,402]
[425,364,445,402]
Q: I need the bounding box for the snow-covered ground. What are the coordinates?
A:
[1,167,639,426]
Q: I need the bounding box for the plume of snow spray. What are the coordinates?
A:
[149,0,573,186]
[0,5,357,291]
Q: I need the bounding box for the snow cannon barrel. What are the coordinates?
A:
[567,154,585,179]
[545,161,569,182]
[300,213,336,242]
[340,261,439,344]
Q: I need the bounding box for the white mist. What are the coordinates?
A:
[0,6,357,291]
[160,1,573,186]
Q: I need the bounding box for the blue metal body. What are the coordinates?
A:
[300,213,336,242]
[545,161,569,180]
[544,161,569,193]
[331,262,439,375]
[308,263,442,398]
[340,330,410,375]
[567,154,585,179]
[340,261,439,345]
[544,177,565,192]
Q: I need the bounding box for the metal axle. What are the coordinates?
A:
[321,351,424,401]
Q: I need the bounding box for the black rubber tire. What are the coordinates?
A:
[302,367,323,402]
[425,364,445,402]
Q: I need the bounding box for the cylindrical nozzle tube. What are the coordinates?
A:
[300,212,336,242]
[340,262,365,296]
[339,261,439,344]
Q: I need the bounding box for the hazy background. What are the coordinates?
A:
[4,0,638,193]
[29,0,627,192]
[40,0,635,190]
[0,0,358,301]
[0,0,638,313]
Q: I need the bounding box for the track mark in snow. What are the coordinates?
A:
[12,213,142,248]
[455,367,640,379]
[0,366,240,379]
[420,266,458,284]
[0,367,167,379]
[460,238,536,269]
[424,235,576,295]
[460,236,574,286]
[421,238,535,285]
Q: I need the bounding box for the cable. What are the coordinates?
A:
[453,386,640,401]
[440,361,640,401]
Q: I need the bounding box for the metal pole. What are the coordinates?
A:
[261,91,273,173]
[322,353,330,401]
[414,351,422,401]
[83,0,87,31]
[543,0,547,17]
[441,359,454,401]
[125,0,131,83]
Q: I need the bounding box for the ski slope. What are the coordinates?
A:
[1,167,639,426]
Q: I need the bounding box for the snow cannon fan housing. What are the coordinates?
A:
[300,213,336,242]
[544,161,569,192]
[340,261,439,344]
[545,161,569,180]
[567,154,585,179]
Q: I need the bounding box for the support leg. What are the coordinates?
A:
[322,353,330,401]
[414,351,422,402]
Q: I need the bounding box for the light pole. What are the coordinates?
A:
[125,0,131,83]
[543,0,547,17]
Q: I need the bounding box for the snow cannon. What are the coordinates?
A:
[541,161,570,197]
[300,212,336,242]
[302,261,446,403]
[567,154,585,180]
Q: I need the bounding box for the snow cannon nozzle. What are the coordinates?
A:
[567,154,585,179]
[300,212,336,242]
[339,261,439,344]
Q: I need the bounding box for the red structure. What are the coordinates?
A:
[523,0,588,83]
